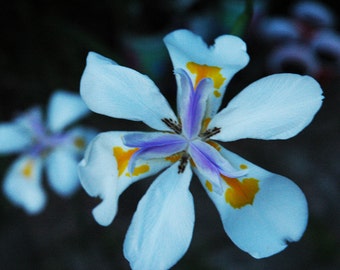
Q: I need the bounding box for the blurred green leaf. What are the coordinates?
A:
[230,0,253,37]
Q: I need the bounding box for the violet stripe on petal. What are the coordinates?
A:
[123,132,185,148]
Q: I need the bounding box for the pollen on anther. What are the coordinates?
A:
[200,127,221,140]
[178,154,189,173]
[162,118,182,134]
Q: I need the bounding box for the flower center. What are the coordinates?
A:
[28,132,69,157]
[122,68,243,185]
[162,117,221,173]
[162,117,221,140]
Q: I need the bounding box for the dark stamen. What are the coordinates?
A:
[200,127,221,140]
[162,118,182,134]
[178,153,189,174]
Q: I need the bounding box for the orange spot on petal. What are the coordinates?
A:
[240,164,248,170]
[213,90,221,98]
[201,118,211,132]
[113,146,139,177]
[186,62,226,90]
[222,175,260,209]
[132,164,150,176]
[205,180,213,192]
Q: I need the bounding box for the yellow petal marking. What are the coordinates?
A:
[222,175,260,209]
[206,140,221,151]
[201,118,211,132]
[165,153,182,163]
[205,180,213,192]
[186,62,226,91]
[189,158,196,168]
[240,164,248,170]
[113,146,150,177]
[213,90,221,97]
[113,146,139,177]
[22,159,34,179]
[132,164,150,176]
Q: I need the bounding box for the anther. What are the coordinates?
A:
[162,118,182,134]
[200,127,221,140]
[178,153,189,174]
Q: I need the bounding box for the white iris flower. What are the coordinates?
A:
[0,90,96,214]
[79,30,323,269]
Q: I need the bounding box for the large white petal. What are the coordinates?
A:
[80,52,177,131]
[45,148,79,197]
[124,162,194,270]
[210,73,323,141]
[164,29,249,116]
[2,155,46,214]
[0,122,32,154]
[78,131,170,226]
[47,90,90,132]
[195,145,308,258]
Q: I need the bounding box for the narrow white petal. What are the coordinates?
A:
[3,155,46,214]
[78,131,170,226]
[124,162,194,270]
[210,73,323,141]
[47,90,90,132]
[0,123,32,154]
[196,146,308,258]
[46,148,79,196]
[80,52,177,131]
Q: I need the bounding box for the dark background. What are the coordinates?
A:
[0,0,339,269]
